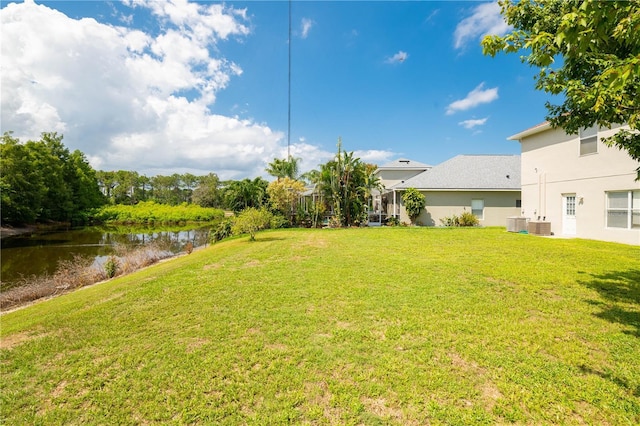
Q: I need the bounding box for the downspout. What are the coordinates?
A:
[542,172,547,219]
[537,169,541,220]
[393,189,397,218]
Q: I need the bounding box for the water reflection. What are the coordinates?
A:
[1,225,212,288]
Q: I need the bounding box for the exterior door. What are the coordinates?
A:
[562,194,577,235]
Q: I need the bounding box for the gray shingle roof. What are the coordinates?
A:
[378,158,432,170]
[394,155,520,190]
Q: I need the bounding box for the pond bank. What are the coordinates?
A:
[1,224,57,239]
[0,241,201,313]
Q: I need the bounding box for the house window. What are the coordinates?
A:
[579,126,598,156]
[516,199,522,208]
[471,199,484,219]
[565,195,576,216]
[606,190,640,229]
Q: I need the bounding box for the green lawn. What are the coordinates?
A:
[1,227,639,424]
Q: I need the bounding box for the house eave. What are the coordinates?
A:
[507,122,552,141]
[392,188,521,192]
[374,167,431,174]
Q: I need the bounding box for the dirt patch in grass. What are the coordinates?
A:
[362,397,404,421]
[0,330,38,350]
[184,337,210,353]
[203,263,222,270]
[243,260,261,268]
[449,351,503,411]
[303,381,345,423]
[297,234,328,249]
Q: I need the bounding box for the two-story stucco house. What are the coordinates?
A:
[508,122,640,245]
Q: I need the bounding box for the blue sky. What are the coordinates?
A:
[1,0,556,179]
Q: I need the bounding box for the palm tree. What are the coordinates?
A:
[315,139,370,226]
[266,156,300,180]
[223,177,268,212]
[359,163,384,219]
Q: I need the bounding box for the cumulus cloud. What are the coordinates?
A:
[354,149,395,165]
[300,17,314,39]
[385,51,408,64]
[0,0,289,180]
[446,83,498,115]
[458,117,488,129]
[453,2,510,50]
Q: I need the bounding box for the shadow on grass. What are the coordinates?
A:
[580,268,640,338]
[578,364,640,398]
[253,236,288,243]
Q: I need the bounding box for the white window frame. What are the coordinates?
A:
[606,190,640,229]
[471,199,484,220]
[579,126,598,156]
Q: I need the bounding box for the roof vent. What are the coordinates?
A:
[399,160,410,164]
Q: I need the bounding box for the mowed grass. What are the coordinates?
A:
[1,227,639,424]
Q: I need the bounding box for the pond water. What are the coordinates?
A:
[0,225,213,289]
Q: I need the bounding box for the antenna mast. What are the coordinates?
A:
[287,0,292,159]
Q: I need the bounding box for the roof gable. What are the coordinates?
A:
[395,155,520,190]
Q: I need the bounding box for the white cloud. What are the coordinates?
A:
[0,0,296,180]
[300,18,313,39]
[446,83,498,115]
[385,51,408,64]
[458,117,488,129]
[354,150,395,165]
[453,2,510,50]
[425,9,440,23]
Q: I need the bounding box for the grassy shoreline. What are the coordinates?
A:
[1,227,638,424]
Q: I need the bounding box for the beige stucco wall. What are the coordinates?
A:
[392,190,521,227]
[520,126,640,245]
[377,170,426,189]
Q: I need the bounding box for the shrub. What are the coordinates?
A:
[270,213,290,230]
[232,207,274,241]
[439,212,479,227]
[104,256,119,278]
[458,211,479,227]
[211,219,234,243]
[401,188,426,224]
[439,215,460,227]
[184,241,194,254]
[386,216,400,227]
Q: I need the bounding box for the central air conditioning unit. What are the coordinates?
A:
[506,217,528,233]
[528,221,551,236]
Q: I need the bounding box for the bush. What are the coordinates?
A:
[184,241,194,254]
[439,215,460,227]
[104,256,119,278]
[386,216,400,227]
[401,188,426,224]
[232,207,274,241]
[270,213,290,230]
[439,212,479,227]
[458,211,479,227]
[211,219,234,243]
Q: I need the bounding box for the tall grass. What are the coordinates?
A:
[92,201,224,224]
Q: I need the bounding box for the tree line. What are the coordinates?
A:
[1,132,104,225]
[1,132,384,228]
